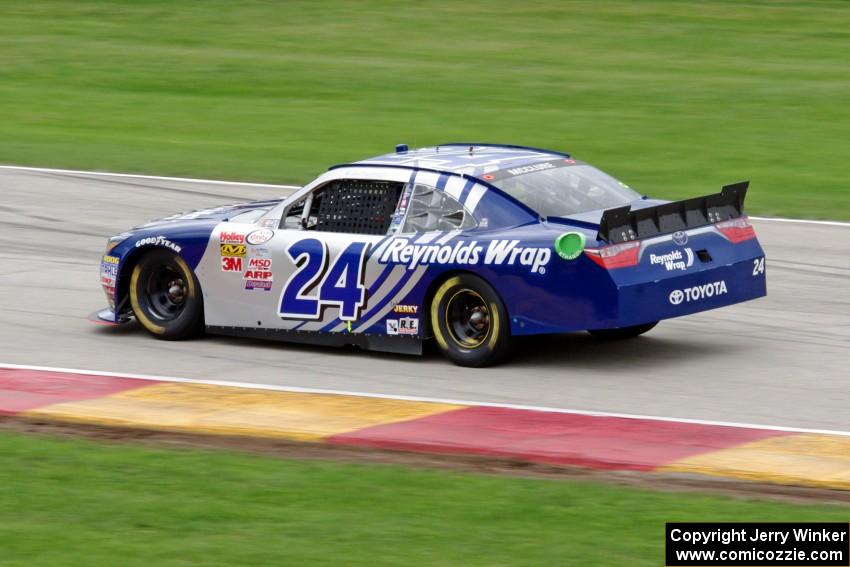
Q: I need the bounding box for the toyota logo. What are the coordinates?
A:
[669,289,684,305]
[672,231,688,246]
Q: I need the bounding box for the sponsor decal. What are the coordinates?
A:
[246,228,274,245]
[387,317,419,335]
[134,236,181,253]
[392,304,419,315]
[220,243,246,257]
[379,238,551,275]
[248,257,272,269]
[243,269,272,281]
[650,248,694,272]
[398,317,419,335]
[250,246,271,257]
[672,231,689,246]
[220,231,246,245]
[260,218,279,229]
[506,162,555,176]
[102,255,119,265]
[221,256,242,272]
[245,279,273,291]
[669,280,728,305]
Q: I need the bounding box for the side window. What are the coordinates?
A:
[398,184,476,233]
[283,179,404,235]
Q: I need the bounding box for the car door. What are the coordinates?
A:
[267,177,405,332]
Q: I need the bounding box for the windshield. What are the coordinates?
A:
[492,161,641,217]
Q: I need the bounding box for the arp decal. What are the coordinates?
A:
[379,238,551,274]
[669,280,728,305]
[279,238,370,321]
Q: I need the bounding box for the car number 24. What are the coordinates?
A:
[279,239,370,321]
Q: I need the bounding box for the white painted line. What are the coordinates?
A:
[750,216,850,228]
[2,163,849,226]
[0,164,299,190]
[3,362,849,438]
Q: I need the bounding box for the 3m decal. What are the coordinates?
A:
[669,280,728,305]
[221,256,243,272]
[135,236,181,253]
[379,238,551,274]
[220,244,246,257]
[246,228,274,245]
[279,239,370,321]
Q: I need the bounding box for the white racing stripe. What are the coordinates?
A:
[2,362,850,437]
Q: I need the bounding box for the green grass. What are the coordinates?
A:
[1,1,849,219]
[0,431,847,566]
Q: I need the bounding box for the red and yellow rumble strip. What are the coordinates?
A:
[2,367,849,490]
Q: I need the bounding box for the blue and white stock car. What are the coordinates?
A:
[94,143,766,366]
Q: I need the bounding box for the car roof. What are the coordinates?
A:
[343,143,570,178]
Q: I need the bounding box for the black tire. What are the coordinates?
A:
[587,321,658,340]
[129,249,204,340]
[430,274,511,367]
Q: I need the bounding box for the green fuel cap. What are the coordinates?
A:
[554,232,586,260]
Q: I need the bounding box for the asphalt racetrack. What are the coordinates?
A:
[1,167,848,431]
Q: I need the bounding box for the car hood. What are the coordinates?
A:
[133,199,283,230]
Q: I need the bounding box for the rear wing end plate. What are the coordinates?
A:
[598,181,749,244]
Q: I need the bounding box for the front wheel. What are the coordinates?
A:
[587,321,658,340]
[129,249,204,340]
[430,274,511,367]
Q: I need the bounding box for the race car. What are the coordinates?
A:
[93,143,766,366]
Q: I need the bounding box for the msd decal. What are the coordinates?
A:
[379,238,551,275]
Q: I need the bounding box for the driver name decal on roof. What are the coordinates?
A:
[379,238,551,275]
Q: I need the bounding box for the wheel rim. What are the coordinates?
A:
[142,263,188,322]
[445,288,490,349]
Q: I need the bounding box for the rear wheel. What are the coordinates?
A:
[431,274,511,367]
[129,249,204,340]
[587,321,657,340]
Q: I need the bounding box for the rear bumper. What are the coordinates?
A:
[608,256,766,328]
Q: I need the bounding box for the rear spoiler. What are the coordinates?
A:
[597,181,749,244]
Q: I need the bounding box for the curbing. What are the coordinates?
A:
[1,366,848,491]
